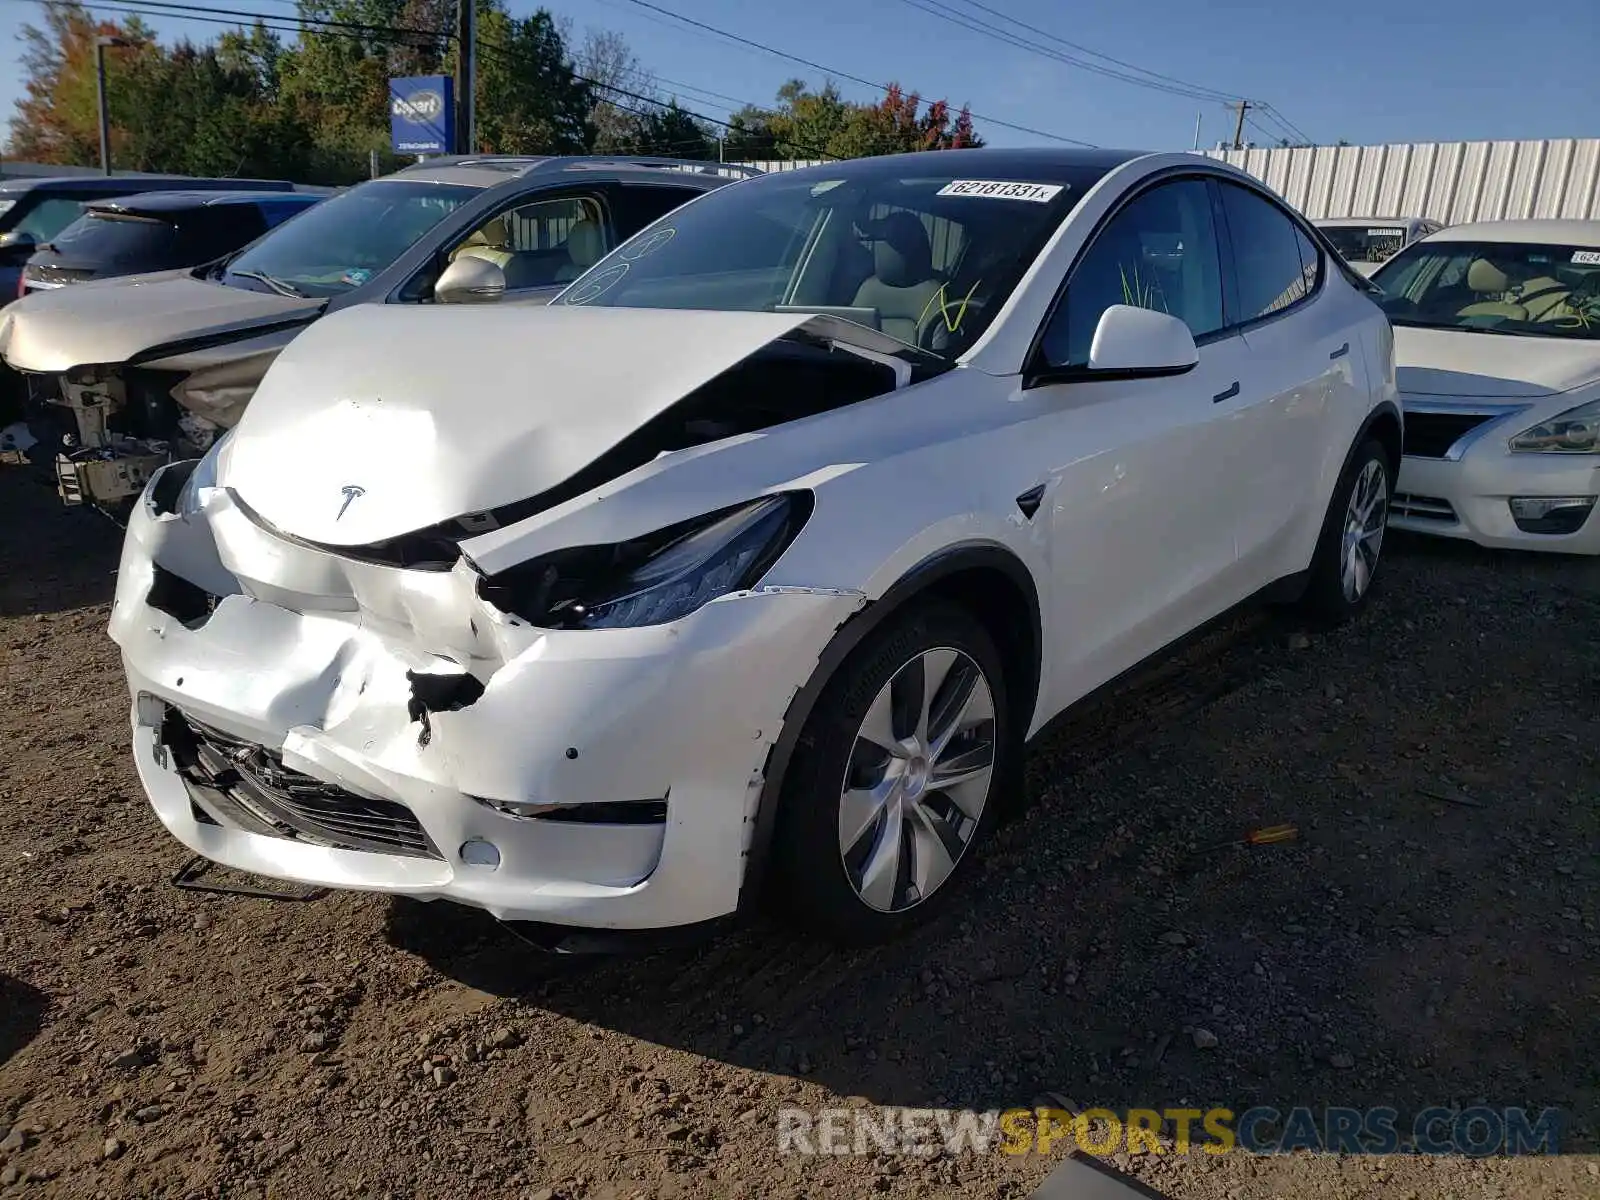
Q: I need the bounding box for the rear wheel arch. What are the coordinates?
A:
[739,542,1042,912]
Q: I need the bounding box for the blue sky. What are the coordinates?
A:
[2,0,1597,155]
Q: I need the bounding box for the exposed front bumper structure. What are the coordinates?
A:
[111,467,862,929]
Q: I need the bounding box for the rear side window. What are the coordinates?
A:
[1217,182,1314,320]
[258,201,313,230]
[613,185,706,238]
[177,207,268,261]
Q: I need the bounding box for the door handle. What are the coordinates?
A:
[1212,381,1240,403]
[1329,342,1350,359]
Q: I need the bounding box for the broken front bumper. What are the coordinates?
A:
[110,469,862,929]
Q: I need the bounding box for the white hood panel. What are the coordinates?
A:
[0,272,319,373]
[1395,325,1600,400]
[223,304,827,546]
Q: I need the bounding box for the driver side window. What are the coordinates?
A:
[1040,179,1224,368]
[450,195,608,291]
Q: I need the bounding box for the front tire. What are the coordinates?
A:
[1301,436,1390,623]
[770,600,1012,945]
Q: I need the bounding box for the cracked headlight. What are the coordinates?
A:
[477,493,810,629]
[177,430,230,518]
[1509,396,1600,453]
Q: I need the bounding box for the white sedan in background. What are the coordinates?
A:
[1374,219,1600,552]
[110,149,1398,948]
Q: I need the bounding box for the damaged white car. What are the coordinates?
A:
[112,149,1399,946]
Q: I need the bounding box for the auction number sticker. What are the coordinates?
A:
[937,180,1064,203]
[1571,250,1600,265]
[1366,229,1405,238]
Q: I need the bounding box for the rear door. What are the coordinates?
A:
[1213,180,1355,579]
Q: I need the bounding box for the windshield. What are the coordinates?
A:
[555,167,1094,357]
[222,179,476,297]
[1320,224,1408,265]
[1372,240,1600,340]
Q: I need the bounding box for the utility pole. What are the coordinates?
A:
[1192,112,1202,152]
[1229,100,1252,152]
[455,0,476,155]
[94,36,130,175]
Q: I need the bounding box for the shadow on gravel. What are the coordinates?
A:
[0,466,123,618]
[390,547,1600,1150]
[0,975,47,1069]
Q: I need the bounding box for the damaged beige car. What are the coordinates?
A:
[0,154,751,510]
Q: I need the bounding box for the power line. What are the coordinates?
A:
[614,0,1095,147]
[948,0,1239,102]
[1257,102,1314,147]
[900,0,1234,104]
[476,36,842,161]
[16,0,444,43]
[918,0,1315,145]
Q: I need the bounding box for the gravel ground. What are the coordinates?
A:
[1,463,1597,1200]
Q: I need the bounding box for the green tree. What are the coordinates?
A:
[473,3,592,154]
[718,79,984,162]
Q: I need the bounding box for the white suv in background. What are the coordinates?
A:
[111,149,1398,948]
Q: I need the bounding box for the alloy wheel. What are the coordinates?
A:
[1341,458,1388,602]
[837,647,997,913]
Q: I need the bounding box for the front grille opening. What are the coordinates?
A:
[1403,412,1495,458]
[160,706,442,860]
[1391,492,1458,522]
[147,564,220,627]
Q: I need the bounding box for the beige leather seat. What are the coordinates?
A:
[1516,275,1571,320]
[554,220,606,283]
[1457,259,1528,321]
[853,212,945,346]
[452,220,515,268]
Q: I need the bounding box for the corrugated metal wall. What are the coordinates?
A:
[741,142,1600,227]
[1204,140,1600,224]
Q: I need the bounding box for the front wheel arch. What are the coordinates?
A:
[739,542,1041,914]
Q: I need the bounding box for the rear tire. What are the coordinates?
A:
[770,600,1011,945]
[1300,437,1390,624]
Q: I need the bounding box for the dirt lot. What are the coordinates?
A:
[1,463,1597,1200]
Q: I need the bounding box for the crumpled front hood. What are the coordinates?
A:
[0,270,321,373]
[222,303,868,547]
[1395,325,1600,400]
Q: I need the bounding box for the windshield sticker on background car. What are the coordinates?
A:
[916,280,983,334]
[936,180,1064,203]
[340,268,374,286]
[562,262,629,305]
[1571,250,1600,266]
[620,227,674,261]
[1366,228,1405,238]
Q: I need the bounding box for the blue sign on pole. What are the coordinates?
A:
[389,75,455,155]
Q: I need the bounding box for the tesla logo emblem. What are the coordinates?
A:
[336,485,365,521]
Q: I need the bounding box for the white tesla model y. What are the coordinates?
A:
[110,149,1399,946]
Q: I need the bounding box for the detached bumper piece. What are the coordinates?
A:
[156,703,443,861]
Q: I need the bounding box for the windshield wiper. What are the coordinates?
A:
[229,269,304,298]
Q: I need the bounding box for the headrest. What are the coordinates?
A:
[862,211,934,289]
[565,220,605,268]
[1467,259,1510,293]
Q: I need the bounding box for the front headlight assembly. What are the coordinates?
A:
[177,430,231,518]
[476,493,812,630]
[1509,396,1600,453]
